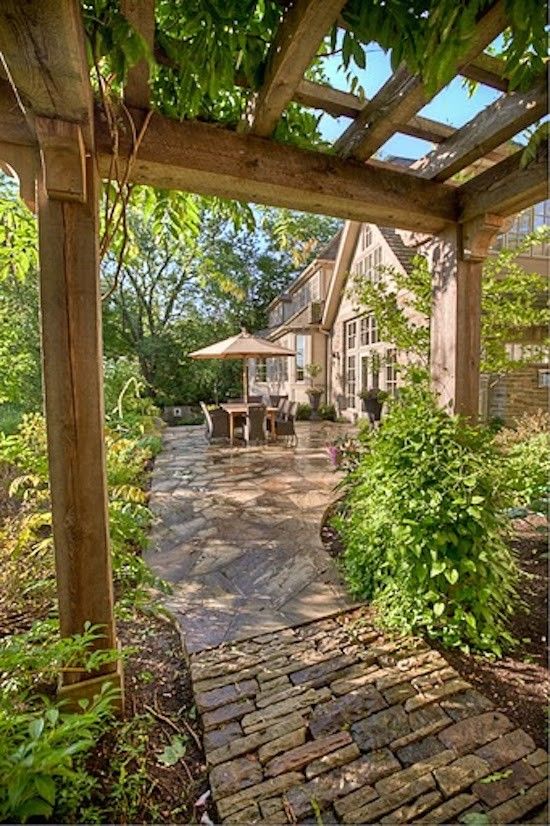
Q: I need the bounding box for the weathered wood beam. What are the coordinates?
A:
[121,0,155,108]
[461,53,508,92]
[37,148,122,706]
[335,1,508,160]
[294,78,456,143]
[431,215,506,420]
[0,0,93,145]
[94,108,458,233]
[247,0,347,137]
[459,142,549,223]
[413,78,547,181]
[0,78,36,144]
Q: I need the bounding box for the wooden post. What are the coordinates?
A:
[430,216,505,419]
[37,131,122,706]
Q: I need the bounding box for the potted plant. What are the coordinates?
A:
[305,363,324,418]
[358,387,388,422]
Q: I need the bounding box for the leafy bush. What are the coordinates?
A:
[0,403,26,436]
[296,403,311,420]
[318,403,337,421]
[335,387,518,654]
[0,622,120,823]
[495,412,550,512]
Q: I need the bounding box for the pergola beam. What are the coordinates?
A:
[94,108,457,234]
[0,0,121,706]
[413,78,547,181]
[459,53,509,92]
[458,142,549,223]
[334,0,508,160]
[246,0,347,137]
[0,0,93,146]
[121,0,155,109]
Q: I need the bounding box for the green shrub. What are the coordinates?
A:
[335,386,518,654]
[500,431,550,512]
[0,403,26,436]
[494,412,550,513]
[318,403,337,421]
[0,622,120,823]
[296,403,311,420]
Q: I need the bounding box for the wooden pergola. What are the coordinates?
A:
[0,0,547,703]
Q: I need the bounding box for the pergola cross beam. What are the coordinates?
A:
[334,0,509,161]
[246,0,347,137]
[413,77,547,182]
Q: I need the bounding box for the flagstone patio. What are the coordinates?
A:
[146,421,355,652]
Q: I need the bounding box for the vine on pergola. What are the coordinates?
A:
[82,0,547,151]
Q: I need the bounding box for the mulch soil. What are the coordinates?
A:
[85,611,213,824]
[322,509,549,749]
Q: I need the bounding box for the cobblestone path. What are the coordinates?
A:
[191,609,548,824]
[147,422,354,652]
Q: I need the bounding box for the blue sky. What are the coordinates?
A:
[317,43,506,160]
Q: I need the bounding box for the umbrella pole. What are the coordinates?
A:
[242,359,249,401]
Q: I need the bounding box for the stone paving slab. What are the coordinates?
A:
[146,422,355,652]
[189,608,548,824]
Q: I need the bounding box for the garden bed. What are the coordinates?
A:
[85,612,211,823]
[321,509,549,748]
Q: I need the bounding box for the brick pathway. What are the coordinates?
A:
[190,609,548,824]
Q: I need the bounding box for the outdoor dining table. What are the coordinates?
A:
[220,403,279,445]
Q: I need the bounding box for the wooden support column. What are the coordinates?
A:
[37,125,122,706]
[430,215,505,419]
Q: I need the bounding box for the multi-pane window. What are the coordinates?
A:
[256,358,267,382]
[360,314,378,346]
[360,225,372,251]
[268,357,289,382]
[365,245,382,282]
[493,201,550,255]
[345,320,357,350]
[346,354,356,408]
[295,334,305,381]
[385,349,398,396]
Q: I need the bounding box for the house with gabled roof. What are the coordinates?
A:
[252,202,549,424]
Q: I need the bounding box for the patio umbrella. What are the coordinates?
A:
[189,328,295,399]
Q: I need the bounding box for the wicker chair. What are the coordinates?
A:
[244,405,267,444]
[269,394,288,407]
[200,402,230,441]
[247,395,264,405]
[274,401,297,445]
[278,398,291,420]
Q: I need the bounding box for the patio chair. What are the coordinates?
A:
[247,395,264,405]
[244,405,267,445]
[278,398,291,420]
[270,394,288,407]
[275,401,297,445]
[200,401,230,441]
